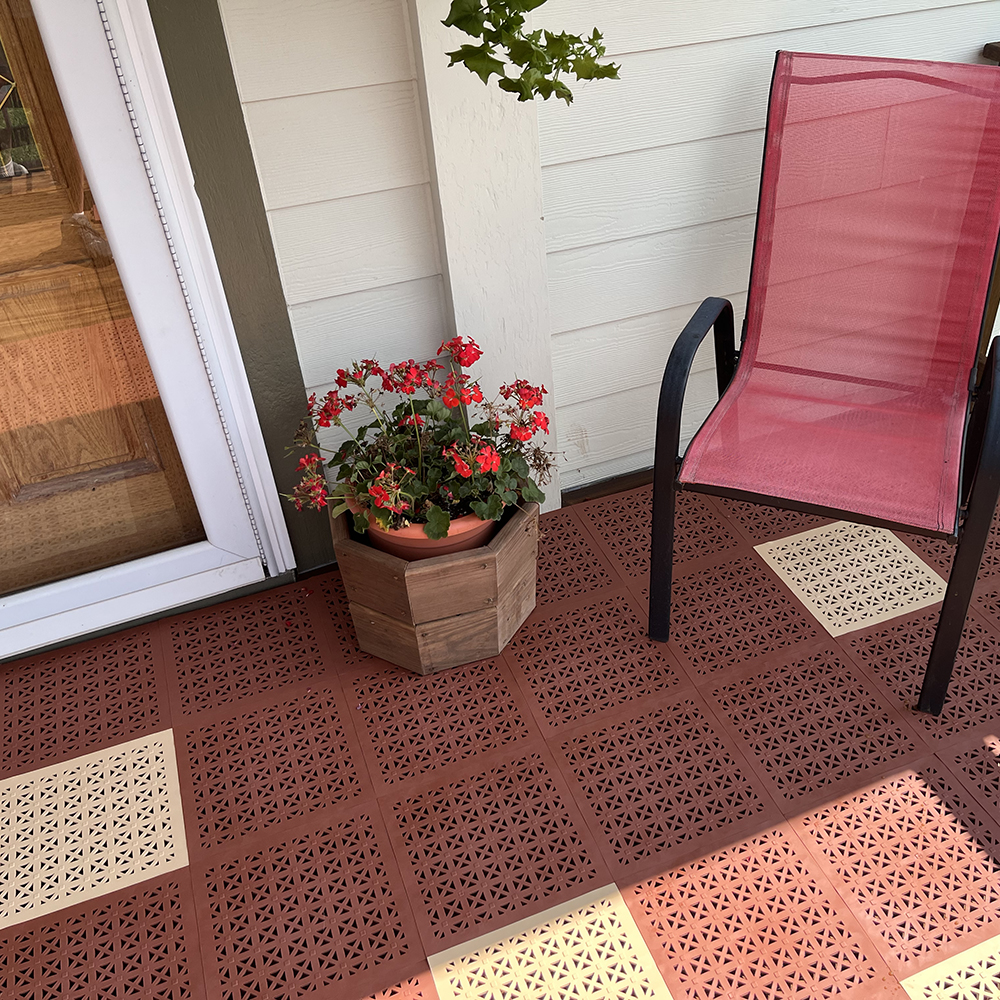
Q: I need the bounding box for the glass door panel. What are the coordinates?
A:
[0,1,204,597]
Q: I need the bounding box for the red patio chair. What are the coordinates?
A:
[649,51,1000,714]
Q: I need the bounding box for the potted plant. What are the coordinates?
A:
[286,335,552,674]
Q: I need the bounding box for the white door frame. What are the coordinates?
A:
[0,0,295,657]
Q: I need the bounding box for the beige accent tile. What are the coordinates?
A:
[429,884,673,1000]
[755,521,946,635]
[0,731,187,928]
[900,932,1000,998]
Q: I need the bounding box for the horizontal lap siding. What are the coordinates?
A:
[218,0,445,398]
[537,0,1000,489]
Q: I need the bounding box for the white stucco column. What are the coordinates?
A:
[409,0,561,508]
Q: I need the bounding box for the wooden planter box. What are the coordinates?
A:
[330,503,539,674]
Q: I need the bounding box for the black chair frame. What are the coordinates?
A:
[649,296,1000,715]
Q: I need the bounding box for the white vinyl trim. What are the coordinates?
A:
[1,0,290,656]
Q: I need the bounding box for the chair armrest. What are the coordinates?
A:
[652,297,736,477]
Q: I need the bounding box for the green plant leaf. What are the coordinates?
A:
[521,479,545,503]
[446,43,506,84]
[442,0,486,36]
[352,510,370,534]
[423,503,452,539]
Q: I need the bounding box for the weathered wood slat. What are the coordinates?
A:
[405,547,499,624]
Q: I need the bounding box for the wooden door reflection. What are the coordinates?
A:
[0,1,204,597]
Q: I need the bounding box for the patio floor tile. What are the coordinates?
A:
[6,486,1000,998]
[628,825,899,1000]
[708,648,924,807]
[387,748,607,948]
[347,657,533,787]
[795,762,1000,978]
[667,553,822,676]
[0,626,164,778]
[429,884,672,1000]
[556,693,773,876]
[506,590,686,730]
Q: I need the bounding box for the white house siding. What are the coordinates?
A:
[216,0,447,400]
[538,0,1000,490]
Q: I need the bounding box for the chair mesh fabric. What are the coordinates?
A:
[680,52,1000,534]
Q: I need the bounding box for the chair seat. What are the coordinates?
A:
[679,361,965,534]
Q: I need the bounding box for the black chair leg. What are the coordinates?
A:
[649,476,676,642]
[918,453,1000,715]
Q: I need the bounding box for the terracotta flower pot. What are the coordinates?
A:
[365,511,496,561]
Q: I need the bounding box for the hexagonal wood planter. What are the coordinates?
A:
[330,503,539,674]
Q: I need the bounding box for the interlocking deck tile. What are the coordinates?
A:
[536,506,617,606]
[316,570,379,666]
[181,686,364,851]
[579,485,654,578]
[0,876,205,1000]
[559,697,769,872]
[349,659,531,786]
[798,763,1000,975]
[630,826,889,1000]
[846,609,1000,738]
[0,628,163,778]
[365,972,440,999]
[505,593,684,729]
[429,885,672,1000]
[390,750,603,944]
[715,496,832,543]
[0,731,187,929]
[668,554,821,676]
[579,486,740,578]
[900,932,1000,999]
[199,809,417,1000]
[167,586,327,715]
[710,650,922,804]
[942,735,1000,816]
[756,523,946,636]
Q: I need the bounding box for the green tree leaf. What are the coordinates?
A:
[442,0,486,36]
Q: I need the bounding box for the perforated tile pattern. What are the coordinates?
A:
[946,736,1000,815]
[506,594,683,727]
[580,485,653,578]
[716,497,830,542]
[756,522,946,635]
[429,885,672,1000]
[711,650,920,801]
[670,491,742,567]
[350,660,530,785]
[1,629,161,777]
[536,507,616,605]
[169,589,326,715]
[560,699,767,867]
[580,487,740,577]
[183,687,362,849]
[847,610,1000,737]
[203,812,411,999]
[0,878,201,1000]
[800,766,1000,967]
[632,827,882,999]
[669,555,821,675]
[392,752,600,942]
[901,934,1000,999]
[317,571,374,665]
[366,975,438,1000]
[0,732,187,928]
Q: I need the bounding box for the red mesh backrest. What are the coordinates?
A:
[680,52,1000,534]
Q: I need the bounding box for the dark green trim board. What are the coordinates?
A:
[145,0,333,571]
